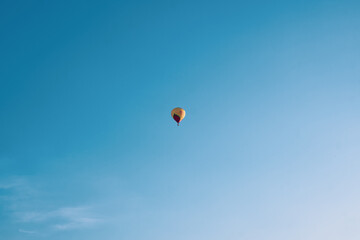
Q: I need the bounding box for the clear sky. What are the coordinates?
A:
[1,0,360,239]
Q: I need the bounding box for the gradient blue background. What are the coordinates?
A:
[1,0,360,239]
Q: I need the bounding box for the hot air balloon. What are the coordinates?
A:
[171,107,186,126]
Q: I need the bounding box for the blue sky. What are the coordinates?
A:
[1,0,360,239]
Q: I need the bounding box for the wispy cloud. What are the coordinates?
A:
[52,207,102,230]
[0,177,35,205]
[1,177,103,233]
[0,177,27,190]
[17,207,102,231]
[18,229,37,234]
[54,217,101,230]
[0,182,20,189]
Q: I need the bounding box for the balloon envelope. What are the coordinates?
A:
[171,107,186,125]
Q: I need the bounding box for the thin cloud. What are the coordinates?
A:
[0,183,19,189]
[54,217,101,230]
[0,177,26,189]
[1,176,103,233]
[18,229,36,234]
[16,211,49,222]
[17,207,102,231]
